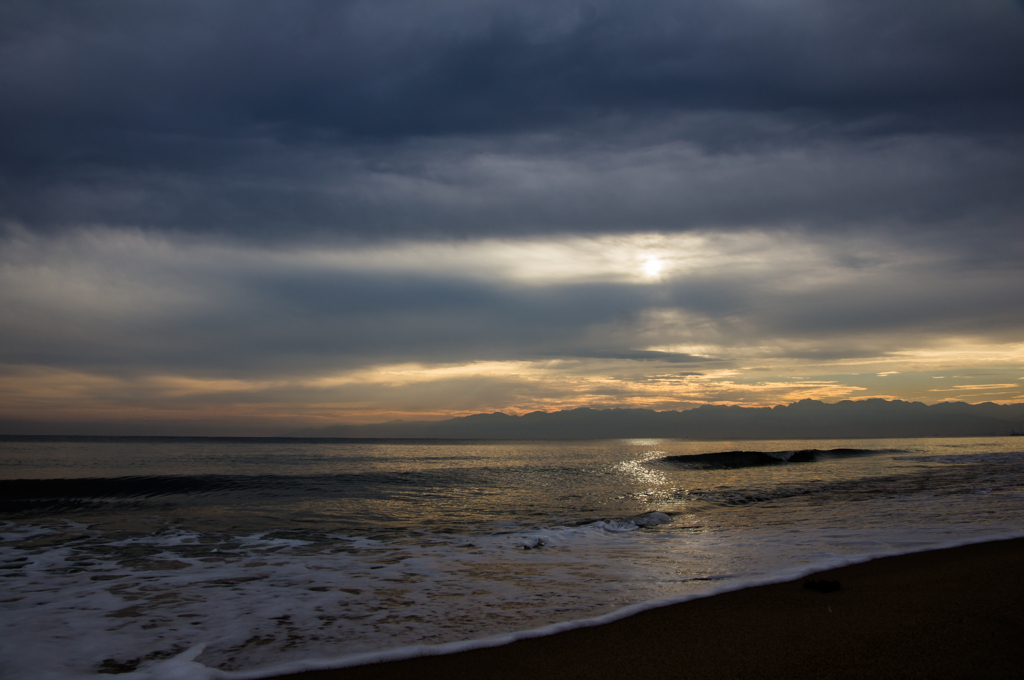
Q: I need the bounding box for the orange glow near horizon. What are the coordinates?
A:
[3,345,1022,433]
[2,229,1022,434]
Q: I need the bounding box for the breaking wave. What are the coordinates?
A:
[659,448,905,469]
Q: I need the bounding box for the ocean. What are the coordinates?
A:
[1,436,1022,680]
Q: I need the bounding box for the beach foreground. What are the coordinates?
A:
[273,537,1024,680]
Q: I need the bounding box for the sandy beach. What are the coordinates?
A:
[272,537,1024,680]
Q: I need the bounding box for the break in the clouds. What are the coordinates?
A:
[1,0,1022,433]
[2,227,1022,433]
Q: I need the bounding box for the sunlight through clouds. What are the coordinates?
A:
[1,0,1022,433]
[1,222,1023,432]
[303,233,708,284]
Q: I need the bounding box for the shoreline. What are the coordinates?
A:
[262,536,1024,680]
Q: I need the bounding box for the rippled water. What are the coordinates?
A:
[1,436,1022,679]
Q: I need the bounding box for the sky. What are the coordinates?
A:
[2,0,1024,435]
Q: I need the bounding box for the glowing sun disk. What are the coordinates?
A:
[642,257,663,278]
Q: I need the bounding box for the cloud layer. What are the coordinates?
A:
[2,227,1022,432]
[1,0,1022,432]
[3,0,1023,238]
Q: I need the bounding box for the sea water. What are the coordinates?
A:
[1,436,1022,679]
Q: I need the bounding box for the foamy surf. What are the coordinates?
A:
[2,437,1022,679]
[121,531,1024,680]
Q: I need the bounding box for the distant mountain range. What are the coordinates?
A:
[294,399,1024,440]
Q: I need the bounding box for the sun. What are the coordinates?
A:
[642,257,664,279]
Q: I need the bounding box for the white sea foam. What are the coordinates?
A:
[0,518,690,679]
[4,513,1024,680]
[119,530,1024,680]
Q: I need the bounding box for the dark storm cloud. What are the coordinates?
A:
[4,127,1024,241]
[1,0,1022,237]
[564,350,707,364]
[660,258,1024,341]
[0,257,693,375]
[4,0,1021,138]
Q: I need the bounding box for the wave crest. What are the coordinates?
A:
[659,448,904,470]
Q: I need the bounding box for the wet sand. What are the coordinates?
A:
[272,537,1024,679]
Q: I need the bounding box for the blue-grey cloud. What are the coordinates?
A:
[1,0,1022,239]
[2,1,1023,431]
[2,228,1021,380]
